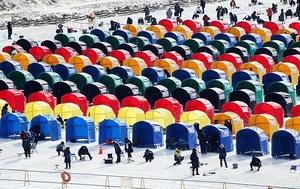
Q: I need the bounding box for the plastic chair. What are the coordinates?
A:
[290,165,297,173]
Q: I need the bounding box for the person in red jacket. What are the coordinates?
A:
[266,7,273,21]
[202,14,210,26]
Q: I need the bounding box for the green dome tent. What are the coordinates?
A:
[157,77,182,93]
[79,34,101,48]
[97,74,123,94]
[126,76,153,95]
[8,70,34,90]
[263,40,286,62]
[129,36,151,51]
[234,40,258,57]
[104,35,126,50]
[37,72,62,89]
[181,78,206,94]
[235,80,264,103]
[68,72,94,91]
[54,33,76,46]
[156,37,178,52]
[267,81,296,105]
[209,39,231,54]
[206,79,233,101]
[183,38,205,54]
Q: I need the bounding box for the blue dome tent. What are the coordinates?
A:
[272,129,300,159]
[112,29,133,43]
[28,62,53,78]
[142,67,167,85]
[66,116,96,143]
[132,120,164,148]
[202,69,228,83]
[271,34,293,48]
[53,63,78,80]
[137,30,158,44]
[166,122,198,150]
[202,124,233,152]
[30,114,62,141]
[99,118,129,146]
[192,32,213,45]
[172,68,197,82]
[82,64,107,81]
[240,33,263,48]
[214,33,237,47]
[232,70,259,90]
[90,29,112,41]
[236,127,270,156]
[0,113,30,138]
[0,60,23,77]
[262,72,289,93]
[164,31,186,45]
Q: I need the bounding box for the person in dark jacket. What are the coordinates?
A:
[194,122,207,154]
[224,120,232,133]
[250,156,262,171]
[113,141,122,163]
[200,0,206,14]
[190,148,200,176]
[78,146,93,161]
[127,17,133,24]
[285,9,293,19]
[64,147,71,169]
[143,149,154,162]
[124,138,133,159]
[218,144,228,168]
[56,141,65,156]
[144,5,150,17]
[7,22,12,40]
[278,9,285,23]
[1,103,8,116]
[57,115,64,127]
[296,4,300,20]
[202,14,210,26]
[166,8,173,19]
[251,11,258,21]
[174,3,183,17]
[22,134,32,158]
[21,130,30,141]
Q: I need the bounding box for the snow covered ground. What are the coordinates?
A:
[0,0,300,188]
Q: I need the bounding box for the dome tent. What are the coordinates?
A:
[82,48,106,64]
[234,40,258,57]
[24,101,53,121]
[185,98,215,123]
[81,82,108,103]
[27,62,53,79]
[37,72,62,89]
[92,94,121,116]
[99,118,129,146]
[97,74,123,94]
[87,105,115,126]
[28,91,57,110]
[52,81,79,104]
[213,112,244,134]
[206,79,233,101]
[118,107,145,126]
[200,87,226,112]
[181,78,206,94]
[0,60,23,77]
[113,29,134,43]
[231,70,259,90]
[192,32,213,45]
[172,86,199,109]
[28,46,52,62]
[61,93,89,116]
[0,89,26,113]
[122,95,151,113]
[137,30,158,44]
[265,92,293,117]
[16,38,38,52]
[41,39,62,54]
[144,85,170,108]
[286,117,300,132]
[180,110,210,127]
[267,81,296,105]
[129,36,151,51]
[132,120,164,148]
[272,129,300,159]
[114,83,141,105]
[145,108,176,129]
[240,33,263,48]
[66,116,96,143]
[42,54,66,67]
[68,73,94,91]
[229,89,257,113]
[202,69,228,83]
[225,46,249,63]
[92,42,113,56]
[191,52,214,70]
[53,63,78,81]
[0,78,15,91]
[90,29,111,41]
[166,122,198,150]
[202,124,234,152]
[142,44,166,57]
[141,67,167,85]
[126,76,153,95]
[222,101,252,126]
[235,80,264,103]
[66,41,87,55]
[135,50,159,67]
[0,112,30,138]
[254,102,284,128]
[172,68,197,82]
[218,53,243,71]
[8,70,34,90]
[118,43,139,57]
[154,97,183,122]
[236,127,270,156]
[24,79,51,99]
[82,64,107,81]
[30,114,62,141]
[157,77,181,93]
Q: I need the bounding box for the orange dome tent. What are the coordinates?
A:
[172,25,193,39]
[153,58,179,76]
[240,61,266,82]
[146,25,167,38]
[123,24,143,36]
[200,26,221,38]
[123,57,148,76]
[42,54,66,67]
[12,53,36,70]
[0,52,11,62]
[213,111,244,134]
[68,55,92,72]
[182,59,206,78]
[225,27,246,41]
[97,56,120,70]
[210,61,236,82]
[251,28,272,43]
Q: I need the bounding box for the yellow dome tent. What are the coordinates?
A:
[146,25,167,39]
[200,26,221,38]
[0,99,12,118]
[248,114,279,141]
[145,108,175,129]
[251,28,272,43]
[225,27,246,41]
[272,62,299,85]
[0,52,11,62]
[87,105,116,126]
[153,58,179,76]
[54,102,83,122]
[25,101,53,121]
[123,24,143,36]
[12,53,36,70]
[42,54,66,67]
[213,111,244,134]
[68,55,92,72]
[123,57,148,76]
[240,61,266,82]
[180,110,210,128]
[97,56,120,69]
[210,61,236,83]
[118,107,145,126]
[182,59,206,78]
[277,28,299,41]
[285,117,300,132]
[172,25,193,39]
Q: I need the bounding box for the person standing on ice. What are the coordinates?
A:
[124,138,133,159]
[200,0,206,14]
[63,147,71,169]
[166,8,173,19]
[266,7,273,21]
[7,22,12,40]
[218,144,228,168]
[190,148,200,176]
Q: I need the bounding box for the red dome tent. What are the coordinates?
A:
[92,94,121,116]
[263,21,285,35]
[54,47,79,62]
[134,50,158,67]
[0,89,26,113]
[250,54,275,73]
[218,53,243,71]
[222,101,252,126]
[28,91,57,109]
[61,93,89,116]
[109,49,132,63]
[82,48,106,64]
[160,51,184,68]
[185,98,214,123]
[236,21,257,34]
[158,19,178,32]
[154,97,183,122]
[29,46,52,61]
[191,52,214,70]
[122,95,151,113]
[291,104,300,117]
[282,55,300,73]
[289,21,300,35]
[182,19,202,34]
[209,20,230,33]
[2,44,26,54]
[254,102,284,128]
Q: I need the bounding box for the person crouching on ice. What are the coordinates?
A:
[143,149,154,162]
[173,147,184,165]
